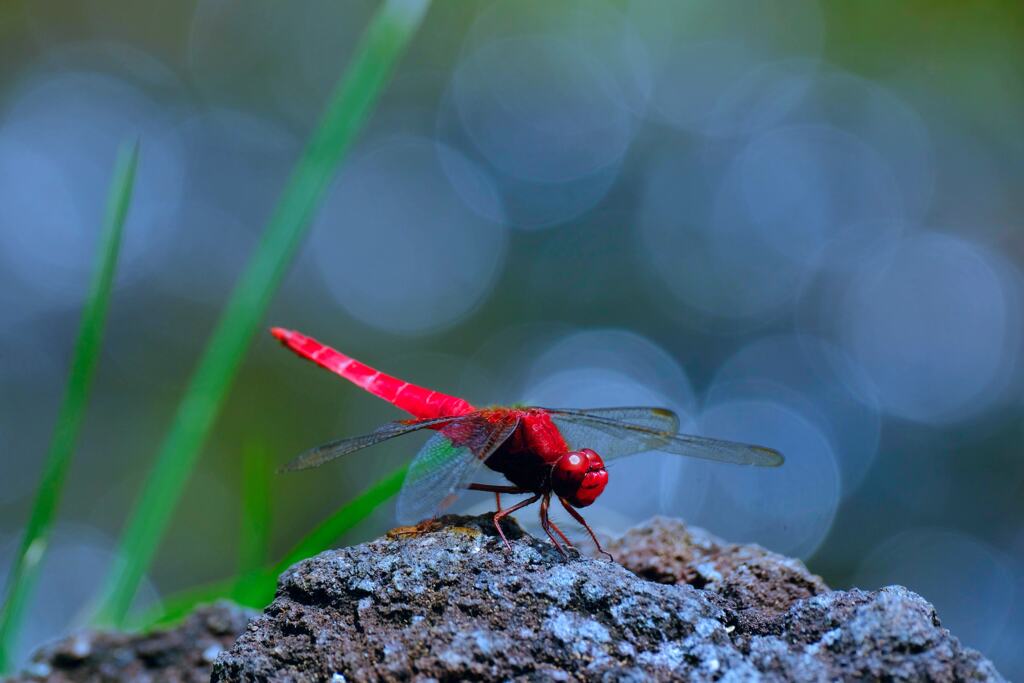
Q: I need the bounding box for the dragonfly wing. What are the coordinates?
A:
[278,415,459,472]
[396,412,520,524]
[546,407,681,433]
[655,432,784,466]
[544,407,680,460]
[545,407,783,467]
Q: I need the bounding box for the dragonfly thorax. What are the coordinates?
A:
[550,448,608,508]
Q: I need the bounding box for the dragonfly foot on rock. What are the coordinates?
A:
[467,483,535,549]
[539,493,574,558]
[491,492,540,553]
[559,496,614,562]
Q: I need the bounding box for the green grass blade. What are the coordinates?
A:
[274,464,407,573]
[137,464,407,629]
[0,141,139,673]
[232,464,407,608]
[91,0,431,627]
[238,443,272,575]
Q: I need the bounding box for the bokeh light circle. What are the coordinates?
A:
[149,107,299,304]
[702,58,820,139]
[462,0,652,118]
[311,136,508,336]
[685,398,841,559]
[441,2,646,230]
[0,69,186,311]
[720,124,906,271]
[789,69,934,223]
[520,329,698,527]
[838,232,1022,423]
[459,322,577,406]
[522,328,696,414]
[707,334,881,496]
[638,147,811,328]
[453,36,634,185]
[0,136,84,312]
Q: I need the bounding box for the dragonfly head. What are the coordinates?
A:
[551,448,608,507]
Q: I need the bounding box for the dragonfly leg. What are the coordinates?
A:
[492,493,540,552]
[559,497,614,561]
[539,493,572,557]
[547,517,574,550]
[467,483,530,514]
[539,494,560,555]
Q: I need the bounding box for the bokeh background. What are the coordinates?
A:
[2,0,1023,675]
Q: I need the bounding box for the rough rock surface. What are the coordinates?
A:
[602,516,831,636]
[213,514,1003,682]
[6,602,252,683]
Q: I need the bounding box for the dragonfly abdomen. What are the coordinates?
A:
[271,328,475,419]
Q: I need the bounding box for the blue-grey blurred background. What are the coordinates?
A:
[1,0,1022,674]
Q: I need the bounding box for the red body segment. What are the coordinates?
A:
[271,328,475,420]
[482,409,570,488]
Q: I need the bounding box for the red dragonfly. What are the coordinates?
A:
[271,328,783,557]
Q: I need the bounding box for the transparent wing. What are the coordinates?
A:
[543,407,679,460]
[548,407,681,432]
[278,415,459,472]
[396,412,520,524]
[544,407,783,467]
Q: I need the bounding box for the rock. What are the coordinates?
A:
[6,602,253,683]
[213,514,1004,682]
[602,516,830,636]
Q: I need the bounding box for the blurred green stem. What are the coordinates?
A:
[0,142,139,672]
[91,0,431,627]
[238,443,272,575]
[274,464,407,573]
[229,463,408,607]
[137,464,407,628]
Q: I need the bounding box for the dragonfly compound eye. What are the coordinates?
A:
[552,448,608,507]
